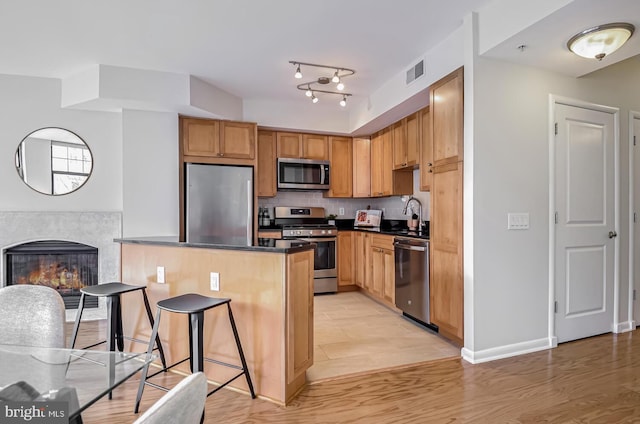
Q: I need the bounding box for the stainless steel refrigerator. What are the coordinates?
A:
[186,163,253,246]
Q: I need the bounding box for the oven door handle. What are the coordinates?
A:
[296,237,337,243]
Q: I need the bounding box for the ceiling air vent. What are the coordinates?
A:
[406,60,424,85]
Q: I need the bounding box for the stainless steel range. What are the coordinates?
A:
[275,207,337,294]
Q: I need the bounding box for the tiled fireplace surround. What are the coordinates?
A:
[0,211,121,321]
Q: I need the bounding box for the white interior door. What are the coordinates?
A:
[554,102,616,343]
[633,116,640,325]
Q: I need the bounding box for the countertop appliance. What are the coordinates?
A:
[354,209,382,228]
[186,163,253,246]
[277,158,330,191]
[276,206,337,294]
[394,237,431,327]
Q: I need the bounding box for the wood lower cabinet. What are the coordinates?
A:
[325,136,352,198]
[370,234,395,306]
[430,160,463,345]
[257,130,277,197]
[354,231,370,289]
[337,232,354,286]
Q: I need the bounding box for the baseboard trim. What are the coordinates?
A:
[461,337,552,364]
[614,320,635,333]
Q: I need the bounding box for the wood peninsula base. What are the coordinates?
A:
[116,237,314,405]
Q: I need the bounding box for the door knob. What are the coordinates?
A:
[608,231,617,239]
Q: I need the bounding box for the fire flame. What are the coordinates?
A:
[17,257,85,291]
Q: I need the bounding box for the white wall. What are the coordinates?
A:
[0,74,122,211]
[468,54,640,354]
[122,110,180,237]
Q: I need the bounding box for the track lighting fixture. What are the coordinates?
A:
[289,61,355,106]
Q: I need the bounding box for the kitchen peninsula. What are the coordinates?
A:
[115,236,314,405]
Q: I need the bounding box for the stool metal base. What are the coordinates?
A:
[69,283,168,399]
[134,295,255,414]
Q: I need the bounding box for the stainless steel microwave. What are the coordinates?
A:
[277,158,330,190]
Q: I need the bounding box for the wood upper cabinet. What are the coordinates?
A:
[325,136,352,198]
[392,113,419,170]
[302,134,329,160]
[182,118,221,157]
[257,130,277,197]
[419,106,433,191]
[371,128,412,197]
[182,117,256,161]
[220,121,256,159]
[352,138,371,198]
[276,132,328,160]
[337,231,354,286]
[430,67,463,166]
[370,132,384,197]
[277,132,303,158]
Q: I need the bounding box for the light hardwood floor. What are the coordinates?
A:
[308,291,460,382]
[76,326,640,423]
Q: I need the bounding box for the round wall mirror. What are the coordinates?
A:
[15,127,93,195]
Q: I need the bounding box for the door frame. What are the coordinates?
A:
[630,110,640,328]
[548,94,621,347]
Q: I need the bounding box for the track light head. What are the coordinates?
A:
[305,86,312,97]
[294,65,302,79]
[312,94,319,104]
[339,96,347,107]
[336,82,345,91]
[332,71,340,83]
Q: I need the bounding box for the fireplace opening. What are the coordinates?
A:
[5,240,99,309]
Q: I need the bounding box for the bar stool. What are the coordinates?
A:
[69,282,168,398]
[134,293,255,414]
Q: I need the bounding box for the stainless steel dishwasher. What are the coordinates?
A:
[394,237,430,325]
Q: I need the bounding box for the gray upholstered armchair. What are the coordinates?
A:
[0,285,66,348]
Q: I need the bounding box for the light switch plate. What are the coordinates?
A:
[339,207,345,216]
[508,213,530,230]
[210,272,220,291]
[156,266,165,284]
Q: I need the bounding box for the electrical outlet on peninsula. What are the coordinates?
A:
[210,272,220,291]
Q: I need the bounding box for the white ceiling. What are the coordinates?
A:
[0,0,488,106]
[1,0,638,113]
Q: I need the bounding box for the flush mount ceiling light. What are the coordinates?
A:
[289,61,355,106]
[567,22,635,60]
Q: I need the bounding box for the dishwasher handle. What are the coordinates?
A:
[393,242,426,252]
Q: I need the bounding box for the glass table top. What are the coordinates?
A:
[0,344,155,421]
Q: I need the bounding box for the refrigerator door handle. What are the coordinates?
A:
[247,180,253,245]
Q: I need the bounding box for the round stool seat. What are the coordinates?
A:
[81,282,146,297]
[157,294,230,314]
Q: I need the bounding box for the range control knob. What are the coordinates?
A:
[321,230,327,235]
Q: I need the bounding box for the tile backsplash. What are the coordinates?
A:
[259,170,430,221]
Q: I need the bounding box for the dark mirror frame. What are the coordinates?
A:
[15,127,94,196]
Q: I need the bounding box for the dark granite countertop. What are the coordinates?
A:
[114,236,314,253]
[335,218,430,240]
